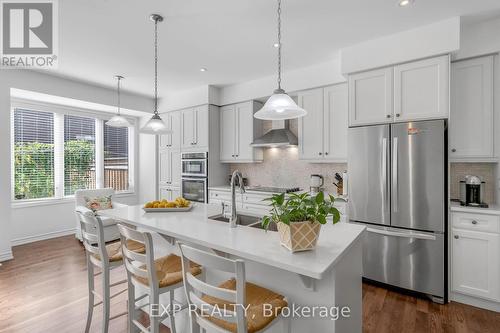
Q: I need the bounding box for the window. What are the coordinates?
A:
[64,115,96,195]
[12,101,134,202]
[13,109,55,200]
[104,124,129,191]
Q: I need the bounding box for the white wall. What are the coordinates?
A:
[0,70,154,259]
[455,16,500,60]
[340,17,461,74]
[218,58,345,105]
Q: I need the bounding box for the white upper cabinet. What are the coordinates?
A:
[181,106,209,150]
[299,88,324,160]
[349,68,393,126]
[324,84,348,161]
[450,56,494,160]
[159,111,181,150]
[299,84,348,162]
[348,55,450,126]
[219,101,263,163]
[394,55,449,121]
[220,106,236,161]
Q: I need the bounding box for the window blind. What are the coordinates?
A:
[64,114,96,196]
[104,124,129,191]
[13,109,55,200]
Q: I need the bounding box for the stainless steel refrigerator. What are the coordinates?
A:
[348,120,447,303]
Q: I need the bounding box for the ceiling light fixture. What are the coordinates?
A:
[254,0,306,120]
[140,14,171,135]
[398,0,413,7]
[200,68,207,72]
[106,75,132,128]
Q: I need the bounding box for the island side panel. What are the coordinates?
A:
[332,238,363,333]
[204,240,363,332]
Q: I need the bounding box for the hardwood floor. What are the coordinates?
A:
[1,235,499,332]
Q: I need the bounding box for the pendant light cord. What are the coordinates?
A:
[277,0,282,91]
[154,18,159,116]
[117,76,121,116]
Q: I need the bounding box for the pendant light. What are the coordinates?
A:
[254,0,307,120]
[140,14,171,134]
[106,75,132,128]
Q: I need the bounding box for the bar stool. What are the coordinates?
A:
[117,223,202,333]
[77,211,145,333]
[178,243,290,333]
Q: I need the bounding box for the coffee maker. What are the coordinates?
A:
[310,174,324,194]
[460,175,488,208]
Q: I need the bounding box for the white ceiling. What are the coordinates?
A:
[51,0,500,97]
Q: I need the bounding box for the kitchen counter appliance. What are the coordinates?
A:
[310,174,324,194]
[348,120,447,303]
[460,175,488,208]
[181,152,208,203]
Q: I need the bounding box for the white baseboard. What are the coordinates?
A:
[451,292,500,313]
[0,249,13,262]
[11,228,76,247]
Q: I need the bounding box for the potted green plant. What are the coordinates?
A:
[262,192,341,252]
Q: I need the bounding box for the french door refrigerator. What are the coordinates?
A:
[348,120,447,303]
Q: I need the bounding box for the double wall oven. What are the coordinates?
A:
[181,152,208,203]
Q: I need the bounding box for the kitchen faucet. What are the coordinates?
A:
[230,170,245,228]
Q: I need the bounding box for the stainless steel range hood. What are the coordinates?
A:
[251,120,298,148]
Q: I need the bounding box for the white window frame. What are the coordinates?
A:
[11,98,137,207]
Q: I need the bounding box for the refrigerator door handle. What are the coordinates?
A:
[366,227,437,241]
[381,138,388,223]
[392,137,398,212]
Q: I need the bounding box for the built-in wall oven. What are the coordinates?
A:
[181,152,208,203]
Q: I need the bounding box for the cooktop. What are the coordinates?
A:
[246,186,301,194]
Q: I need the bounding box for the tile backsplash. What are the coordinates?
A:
[450,163,496,204]
[229,147,347,194]
[229,119,346,194]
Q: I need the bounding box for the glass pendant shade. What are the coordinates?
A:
[106,114,131,128]
[254,89,307,120]
[141,114,171,134]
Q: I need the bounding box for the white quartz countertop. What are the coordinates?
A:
[450,202,500,215]
[100,203,364,279]
[209,186,348,201]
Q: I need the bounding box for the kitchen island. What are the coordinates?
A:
[100,203,365,332]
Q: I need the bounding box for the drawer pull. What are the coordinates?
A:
[471,220,478,225]
[454,235,459,239]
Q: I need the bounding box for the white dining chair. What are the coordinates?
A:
[75,188,127,243]
[117,223,202,333]
[178,242,290,333]
[77,211,145,333]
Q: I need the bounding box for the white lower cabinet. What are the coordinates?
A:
[159,150,181,187]
[159,186,181,201]
[451,212,500,302]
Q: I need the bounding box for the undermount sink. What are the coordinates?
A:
[208,214,278,232]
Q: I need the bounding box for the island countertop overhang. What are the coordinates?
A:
[99,203,365,280]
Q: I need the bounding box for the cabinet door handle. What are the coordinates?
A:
[395,113,401,117]
[386,114,391,119]
[325,152,328,156]
[319,152,322,156]
[235,155,239,157]
[451,148,456,153]
[471,220,478,225]
[454,235,459,239]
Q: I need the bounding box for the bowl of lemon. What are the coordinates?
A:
[143,197,193,212]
